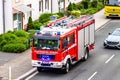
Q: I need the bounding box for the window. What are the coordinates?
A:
[33,38,59,50]
[39,1,42,11]
[69,34,75,44]
[62,37,68,49]
[45,0,49,9]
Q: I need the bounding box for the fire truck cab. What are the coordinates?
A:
[31,15,95,73]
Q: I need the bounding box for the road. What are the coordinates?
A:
[28,19,120,80]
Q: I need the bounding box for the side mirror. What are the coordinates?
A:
[28,38,33,48]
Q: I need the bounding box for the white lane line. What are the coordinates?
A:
[25,71,38,80]
[88,72,97,80]
[16,68,37,80]
[105,54,115,64]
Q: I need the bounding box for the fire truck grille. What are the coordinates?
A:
[107,41,119,45]
[37,54,55,60]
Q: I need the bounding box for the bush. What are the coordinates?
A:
[14,30,29,38]
[77,3,83,10]
[39,13,53,24]
[1,33,17,42]
[32,22,43,30]
[91,0,98,8]
[0,40,7,50]
[68,2,77,11]
[57,12,64,18]
[82,0,89,9]
[2,43,26,53]
[9,37,28,45]
[70,10,81,18]
[0,30,29,53]
[27,30,36,38]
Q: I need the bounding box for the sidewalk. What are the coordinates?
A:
[0,9,110,80]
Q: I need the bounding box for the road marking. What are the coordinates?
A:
[105,54,115,64]
[25,71,38,80]
[16,67,37,80]
[88,71,97,80]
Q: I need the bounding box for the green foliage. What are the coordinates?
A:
[2,43,26,53]
[1,33,17,42]
[27,30,36,38]
[0,40,7,50]
[91,0,98,8]
[77,3,83,10]
[9,37,28,45]
[70,10,81,18]
[0,30,29,53]
[27,17,33,30]
[32,22,43,30]
[67,2,73,11]
[82,0,89,9]
[57,12,64,18]
[39,13,53,24]
[14,30,29,38]
[67,2,77,11]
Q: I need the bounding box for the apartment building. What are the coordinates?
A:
[0,0,4,34]
[0,0,13,34]
[0,0,82,34]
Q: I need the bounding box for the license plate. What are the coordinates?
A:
[42,61,49,64]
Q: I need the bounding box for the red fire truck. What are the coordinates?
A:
[31,15,95,73]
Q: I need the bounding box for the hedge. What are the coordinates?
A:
[14,30,29,38]
[0,30,29,53]
[2,43,26,53]
[39,13,53,24]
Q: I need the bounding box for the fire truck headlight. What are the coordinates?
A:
[32,60,37,65]
[54,62,62,68]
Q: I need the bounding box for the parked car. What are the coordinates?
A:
[103,28,120,49]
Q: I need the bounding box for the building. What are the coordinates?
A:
[0,0,4,34]
[0,0,13,34]
[0,0,82,34]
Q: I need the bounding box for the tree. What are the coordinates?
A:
[27,17,33,30]
[82,0,89,9]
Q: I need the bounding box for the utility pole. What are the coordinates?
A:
[51,0,53,13]
[2,0,5,33]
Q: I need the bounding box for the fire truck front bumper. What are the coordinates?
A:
[32,60,65,69]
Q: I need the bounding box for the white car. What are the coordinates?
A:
[104,28,120,49]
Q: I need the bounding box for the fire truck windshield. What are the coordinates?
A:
[33,38,59,50]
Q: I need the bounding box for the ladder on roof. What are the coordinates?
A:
[67,15,94,27]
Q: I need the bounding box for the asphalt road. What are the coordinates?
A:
[29,19,120,80]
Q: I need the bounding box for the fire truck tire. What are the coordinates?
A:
[82,49,89,61]
[62,60,70,74]
[37,67,43,72]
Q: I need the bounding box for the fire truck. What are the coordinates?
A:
[31,15,95,73]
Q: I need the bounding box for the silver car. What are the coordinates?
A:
[104,28,120,49]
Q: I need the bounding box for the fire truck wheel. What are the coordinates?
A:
[37,67,43,72]
[62,60,70,74]
[82,49,89,61]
